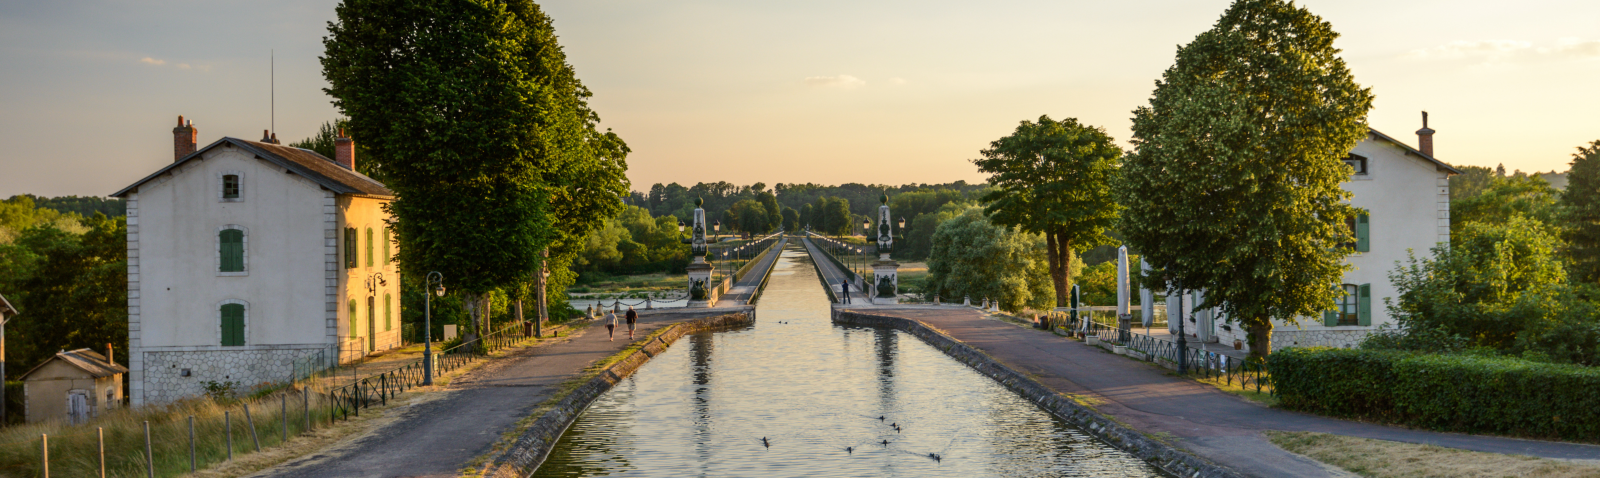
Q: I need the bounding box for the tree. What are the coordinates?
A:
[757,191,781,232]
[1451,174,1558,236]
[1117,0,1371,359]
[925,208,1054,312]
[823,197,852,236]
[799,204,814,230]
[731,199,769,234]
[1561,140,1600,283]
[0,215,128,380]
[781,207,798,232]
[324,0,586,340]
[973,115,1121,307]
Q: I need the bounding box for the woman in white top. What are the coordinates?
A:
[605,310,618,341]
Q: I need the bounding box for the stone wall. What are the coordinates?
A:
[485,312,754,478]
[140,345,330,404]
[832,310,1242,478]
[1272,329,1372,351]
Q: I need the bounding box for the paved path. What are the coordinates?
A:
[800,237,864,304]
[256,245,785,478]
[804,246,1600,477]
[714,237,786,306]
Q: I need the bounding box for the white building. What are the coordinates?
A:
[114,117,400,406]
[1170,114,1459,353]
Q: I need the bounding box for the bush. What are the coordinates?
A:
[1271,347,1600,441]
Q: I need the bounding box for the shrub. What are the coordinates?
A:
[1271,347,1600,441]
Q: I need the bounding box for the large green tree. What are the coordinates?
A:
[0,215,128,380]
[1117,0,1371,359]
[925,207,1054,313]
[1561,140,1600,283]
[323,0,622,338]
[973,115,1121,307]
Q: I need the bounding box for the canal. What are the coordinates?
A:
[534,244,1169,477]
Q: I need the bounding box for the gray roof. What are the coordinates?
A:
[0,292,14,318]
[113,137,394,198]
[1367,127,1462,175]
[19,348,128,380]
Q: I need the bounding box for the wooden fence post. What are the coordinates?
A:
[144,421,154,478]
[243,404,261,452]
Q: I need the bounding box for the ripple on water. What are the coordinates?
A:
[534,245,1170,477]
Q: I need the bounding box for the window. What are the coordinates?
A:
[219,228,245,273]
[1344,154,1368,175]
[1338,284,1359,326]
[221,303,245,346]
[384,293,393,331]
[382,228,391,265]
[345,227,358,269]
[349,300,358,338]
[222,175,240,199]
[1325,283,1371,327]
[365,228,374,268]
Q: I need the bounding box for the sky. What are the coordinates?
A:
[1,0,1597,198]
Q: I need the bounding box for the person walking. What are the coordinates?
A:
[625,306,638,340]
[841,279,851,304]
[606,310,618,341]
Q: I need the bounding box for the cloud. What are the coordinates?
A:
[888,77,907,85]
[138,56,210,71]
[1404,38,1600,63]
[139,57,166,66]
[803,74,866,89]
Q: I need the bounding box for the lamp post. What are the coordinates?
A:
[364,273,387,353]
[1174,279,1188,375]
[423,271,444,386]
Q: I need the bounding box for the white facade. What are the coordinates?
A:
[117,131,398,406]
[1170,127,1457,353]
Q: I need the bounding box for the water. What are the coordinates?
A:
[534,245,1169,477]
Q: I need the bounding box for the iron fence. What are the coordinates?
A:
[327,321,533,421]
[1074,319,1272,394]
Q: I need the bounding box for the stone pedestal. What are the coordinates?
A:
[871,255,899,305]
[686,260,714,308]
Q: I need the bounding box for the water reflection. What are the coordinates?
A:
[533,244,1168,477]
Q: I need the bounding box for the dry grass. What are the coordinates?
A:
[1193,373,1280,407]
[1266,431,1600,478]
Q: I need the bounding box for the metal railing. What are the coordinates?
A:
[1077,320,1272,394]
[327,321,534,421]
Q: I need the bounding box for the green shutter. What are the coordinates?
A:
[1358,283,1372,326]
[384,293,393,331]
[349,300,358,338]
[1355,214,1370,252]
[345,228,357,269]
[1323,304,1339,326]
[365,228,374,268]
[220,229,244,272]
[383,228,391,265]
[221,304,244,346]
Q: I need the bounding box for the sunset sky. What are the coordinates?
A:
[2,0,1596,197]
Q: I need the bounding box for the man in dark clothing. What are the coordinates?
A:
[625,306,638,339]
[841,279,851,304]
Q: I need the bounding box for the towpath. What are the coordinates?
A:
[804,238,1600,478]
[255,240,785,478]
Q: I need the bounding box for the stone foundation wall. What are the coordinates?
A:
[141,345,330,404]
[832,310,1241,478]
[1272,329,1372,351]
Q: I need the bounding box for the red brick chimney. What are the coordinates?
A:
[1417,111,1435,158]
[335,128,355,170]
[173,115,197,162]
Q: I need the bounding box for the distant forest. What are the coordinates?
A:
[10,194,126,217]
[629,181,990,228]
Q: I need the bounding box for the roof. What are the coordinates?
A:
[112,137,394,198]
[19,348,128,380]
[0,292,14,318]
[1366,127,1462,175]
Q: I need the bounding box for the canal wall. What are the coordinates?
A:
[833,309,1242,478]
[483,310,755,477]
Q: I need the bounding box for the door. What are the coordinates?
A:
[67,391,89,424]
[367,297,377,352]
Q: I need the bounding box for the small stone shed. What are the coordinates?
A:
[19,347,126,424]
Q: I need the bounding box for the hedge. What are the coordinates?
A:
[1270,347,1600,441]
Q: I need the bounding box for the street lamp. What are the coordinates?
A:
[1173,278,1188,375]
[0,294,17,424]
[423,271,445,386]
[862,218,871,237]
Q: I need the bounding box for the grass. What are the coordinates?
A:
[1266,431,1600,478]
[1193,374,1280,407]
[0,387,334,478]
[569,272,687,295]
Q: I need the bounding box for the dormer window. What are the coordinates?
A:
[1344,154,1368,175]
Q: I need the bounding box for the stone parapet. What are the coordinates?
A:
[1272,328,1373,351]
[140,345,330,404]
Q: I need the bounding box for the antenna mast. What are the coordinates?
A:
[271,49,275,138]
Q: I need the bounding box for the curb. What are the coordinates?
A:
[482,312,754,477]
[833,309,1243,478]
